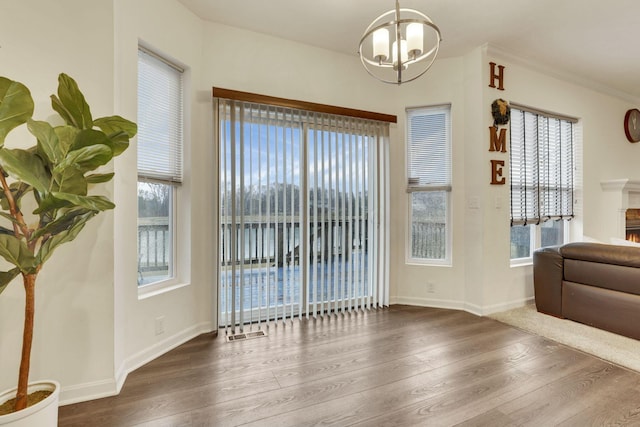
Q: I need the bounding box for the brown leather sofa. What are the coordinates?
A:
[533,242,640,340]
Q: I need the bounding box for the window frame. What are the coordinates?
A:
[405,104,452,266]
[136,45,186,295]
[137,180,180,292]
[510,221,570,266]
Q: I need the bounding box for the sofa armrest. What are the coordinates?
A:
[533,245,564,317]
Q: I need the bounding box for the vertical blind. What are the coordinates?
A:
[406,105,451,192]
[216,98,389,333]
[509,107,575,225]
[137,47,184,184]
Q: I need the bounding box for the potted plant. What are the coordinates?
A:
[0,74,135,425]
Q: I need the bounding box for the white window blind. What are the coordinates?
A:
[137,47,184,184]
[407,105,451,192]
[510,107,575,225]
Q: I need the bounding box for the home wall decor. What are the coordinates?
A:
[488,63,508,185]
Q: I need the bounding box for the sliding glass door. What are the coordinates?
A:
[217,98,388,332]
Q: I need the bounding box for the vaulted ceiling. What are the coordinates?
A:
[178,0,640,101]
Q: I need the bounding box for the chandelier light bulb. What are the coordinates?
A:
[373,28,389,62]
[406,23,423,58]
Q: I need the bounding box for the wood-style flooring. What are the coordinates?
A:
[58,305,640,426]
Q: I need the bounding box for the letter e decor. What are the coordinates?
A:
[490,160,506,185]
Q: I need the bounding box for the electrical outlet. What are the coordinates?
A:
[155,316,165,336]
[427,282,436,293]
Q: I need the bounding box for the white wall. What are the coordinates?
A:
[0,0,116,400]
[386,43,639,315]
[112,0,214,396]
[389,56,470,309]
[2,0,639,406]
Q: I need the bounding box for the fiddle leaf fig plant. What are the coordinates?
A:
[0,74,135,412]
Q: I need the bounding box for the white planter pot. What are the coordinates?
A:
[0,380,60,427]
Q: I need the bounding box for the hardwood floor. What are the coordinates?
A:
[58,306,640,426]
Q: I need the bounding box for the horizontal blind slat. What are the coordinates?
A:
[407,105,451,189]
[137,48,184,185]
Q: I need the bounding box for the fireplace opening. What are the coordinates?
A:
[626,209,640,242]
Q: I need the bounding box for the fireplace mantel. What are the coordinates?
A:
[601,179,640,194]
[601,179,640,209]
[601,179,640,239]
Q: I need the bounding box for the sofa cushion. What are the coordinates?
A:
[560,242,640,268]
[562,281,640,340]
[564,259,640,296]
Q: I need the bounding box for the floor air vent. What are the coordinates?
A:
[226,330,267,342]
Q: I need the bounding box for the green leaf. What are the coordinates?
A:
[70,127,126,161]
[37,215,89,265]
[0,234,36,273]
[0,78,34,146]
[33,194,70,215]
[50,73,92,129]
[53,165,87,195]
[56,144,113,174]
[0,267,20,295]
[0,148,50,194]
[51,192,115,211]
[28,119,59,164]
[0,181,31,211]
[31,208,94,240]
[94,115,137,138]
[70,128,112,151]
[0,192,10,212]
[94,116,135,157]
[53,125,79,160]
[105,134,129,157]
[86,172,114,184]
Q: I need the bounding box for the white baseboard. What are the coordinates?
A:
[58,321,214,406]
[393,296,467,312]
[121,321,213,378]
[480,297,534,316]
[58,378,119,406]
[390,296,534,317]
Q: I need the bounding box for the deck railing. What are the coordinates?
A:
[220,216,369,267]
[411,221,446,259]
[137,218,446,279]
[138,217,170,276]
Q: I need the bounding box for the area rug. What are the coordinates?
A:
[489,303,640,372]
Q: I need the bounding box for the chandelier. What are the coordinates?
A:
[358,0,441,85]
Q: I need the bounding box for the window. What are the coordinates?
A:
[406,105,451,263]
[509,106,575,261]
[137,47,184,286]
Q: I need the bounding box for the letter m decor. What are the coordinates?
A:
[488,126,507,152]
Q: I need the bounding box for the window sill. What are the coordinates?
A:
[138,279,190,300]
[510,257,533,268]
[406,258,452,267]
